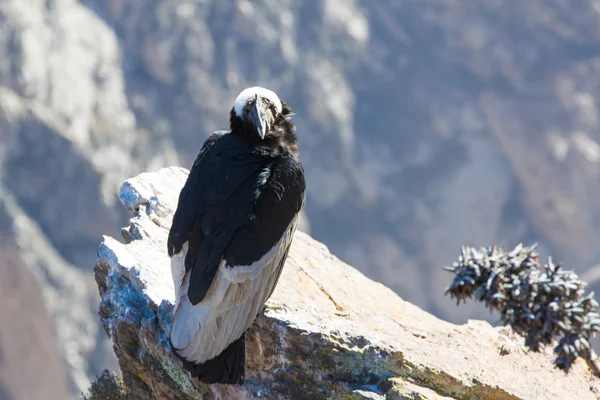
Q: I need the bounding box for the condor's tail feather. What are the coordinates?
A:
[175,333,246,385]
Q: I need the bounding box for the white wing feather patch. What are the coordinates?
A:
[170,217,298,364]
[170,241,188,300]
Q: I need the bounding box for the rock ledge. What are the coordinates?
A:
[92,167,600,400]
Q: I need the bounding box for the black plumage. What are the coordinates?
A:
[167,87,305,384]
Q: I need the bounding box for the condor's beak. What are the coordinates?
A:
[248,93,269,139]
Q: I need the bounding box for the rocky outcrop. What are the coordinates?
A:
[92,168,600,400]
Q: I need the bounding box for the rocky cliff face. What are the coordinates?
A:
[91,168,600,400]
[2,1,600,398]
[0,0,178,396]
[83,0,600,317]
[0,192,71,400]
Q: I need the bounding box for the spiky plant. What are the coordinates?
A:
[444,243,600,376]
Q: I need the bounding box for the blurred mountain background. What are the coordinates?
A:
[2,0,600,398]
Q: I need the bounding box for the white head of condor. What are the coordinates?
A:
[167,86,306,384]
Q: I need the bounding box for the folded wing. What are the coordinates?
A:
[168,135,305,365]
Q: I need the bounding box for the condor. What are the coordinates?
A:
[167,87,306,384]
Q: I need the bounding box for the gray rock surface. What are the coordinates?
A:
[92,168,600,400]
[0,0,177,395]
[0,186,112,397]
[0,190,71,400]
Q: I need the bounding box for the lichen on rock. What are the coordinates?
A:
[90,167,600,400]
